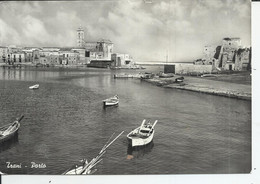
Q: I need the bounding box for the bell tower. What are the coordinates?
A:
[77,26,85,47]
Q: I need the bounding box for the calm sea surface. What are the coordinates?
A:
[0,66,251,174]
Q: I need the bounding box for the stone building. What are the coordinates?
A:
[76,27,114,64]
[0,46,8,63]
[10,52,26,64]
[111,53,133,67]
[71,48,87,64]
[60,49,80,65]
[234,47,251,71]
[97,39,114,60]
[202,46,216,65]
[197,38,251,71]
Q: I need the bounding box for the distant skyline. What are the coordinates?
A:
[0,0,251,62]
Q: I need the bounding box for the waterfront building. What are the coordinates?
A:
[39,56,49,65]
[111,53,133,67]
[59,48,80,65]
[49,55,60,65]
[0,46,8,63]
[10,51,26,64]
[97,39,114,60]
[71,47,87,64]
[22,49,34,63]
[76,27,114,66]
[32,49,40,64]
[195,37,251,72]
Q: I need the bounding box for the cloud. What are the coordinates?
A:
[0,0,251,62]
[22,16,51,44]
[0,19,21,45]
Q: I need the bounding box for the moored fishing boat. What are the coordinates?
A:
[114,74,134,78]
[103,95,119,107]
[159,72,174,78]
[175,76,184,83]
[201,74,217,78]
[29,84,39,89]
[0,115,24,144]
[63,131,124,175]
[127,119,158,147]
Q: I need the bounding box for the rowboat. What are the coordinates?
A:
[0,115,24,144]
[140,72,154,79]
[114,74,134,78]
[63,131,124,175]
[201,74,217,78]
[175,76,184,83]
[159,72,174,78]
[127,119,158,147]
[29,84,39,89]
[103,95,119,107]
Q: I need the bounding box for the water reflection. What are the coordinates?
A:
[0,133,19,153]
[126,141,154,160]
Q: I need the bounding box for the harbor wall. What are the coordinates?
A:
[174,64,212,75]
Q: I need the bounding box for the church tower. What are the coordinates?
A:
[77,26,85,47]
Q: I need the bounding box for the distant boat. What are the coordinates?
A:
[159,72,174,78]
[201,74,217,78]
[127,119,158,147]
[140,72,154,79]
[103,95,119,107]
[114,74,134,78]
[175,76,184,83]
[0,115,24,144]
[63,131,124,175]
[29,84,39,89]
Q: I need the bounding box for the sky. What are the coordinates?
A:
[0,0,251,62]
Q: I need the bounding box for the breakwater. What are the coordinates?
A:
[143,75,251,101]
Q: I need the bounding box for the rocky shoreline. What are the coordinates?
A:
[143,75,251,101]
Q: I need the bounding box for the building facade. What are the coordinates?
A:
[196,38,251,71]
[0,46,8,63]
[111,53,133,67]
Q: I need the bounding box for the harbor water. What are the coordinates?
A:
[0,66,251,174]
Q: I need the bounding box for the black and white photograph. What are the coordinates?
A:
[0,0,252,178]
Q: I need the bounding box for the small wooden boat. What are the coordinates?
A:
[103,95,119,107]
[140,72,154,79]
[175,76,184,83]
[63,131,124,175]
[159,72,174,78]
[127,119,158,147]
[114,74,134,78]
[201,74,217,78]
[0,115,24,144]
[29,84,39,89]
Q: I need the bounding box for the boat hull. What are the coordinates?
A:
[29,86,39,89]
[0,123,20,144]
[103,101,119,107]
[127,130,154,147]
[64,166,84,175]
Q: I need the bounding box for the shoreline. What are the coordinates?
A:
[143,76,251,101]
